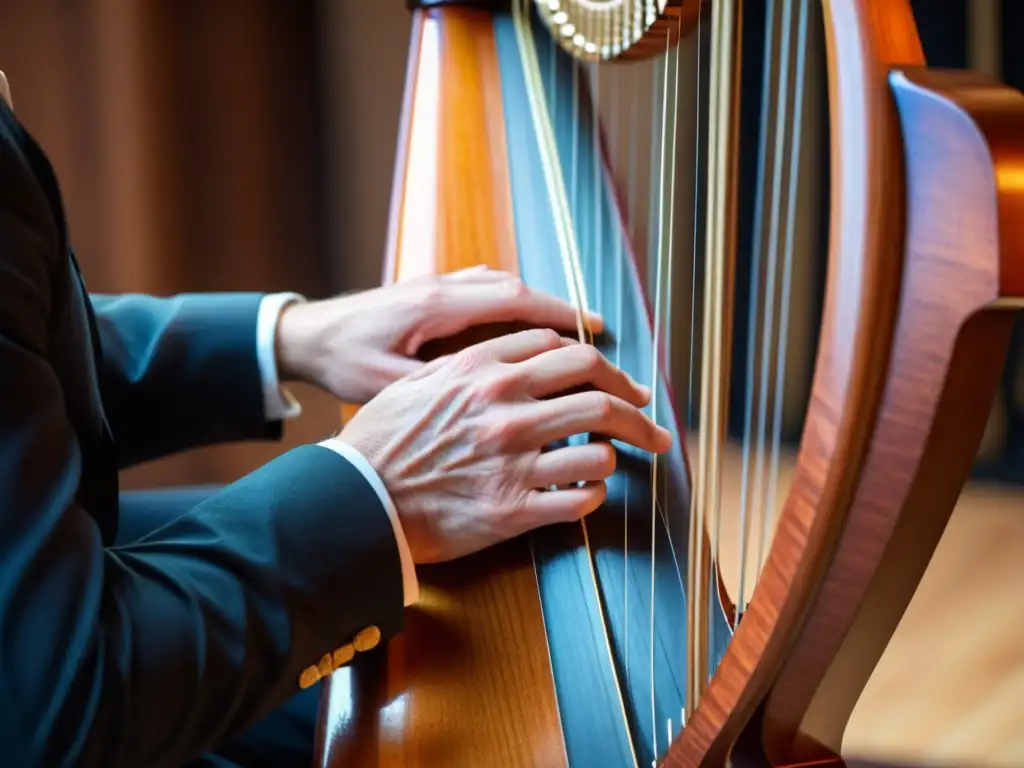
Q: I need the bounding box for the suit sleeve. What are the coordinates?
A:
[0,198,405,767]
[89,291,282,467]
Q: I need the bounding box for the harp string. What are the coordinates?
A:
[729,0,810,620]
[760,0,810,574]
[687,0,704,429]
[647,1,690,750]
[622,6,643,707]
[647,26,670,761]
[612,11,634,705]
[660,8,686,554]
[682,0,705,713]
[689,0,740,714]
[735,0,779,625]
[571,23,581,323]
[647,43,665,293]
[688,0,717,716]
[748,0,795,617]
[511,2,639,763]
[517,0,809,754]
[593,32,599,322]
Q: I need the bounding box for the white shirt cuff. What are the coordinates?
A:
[316,438,419,607]
[257,292,305,422]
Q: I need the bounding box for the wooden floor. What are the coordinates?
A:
[845,480,1024,767]
[712,442,1024,766]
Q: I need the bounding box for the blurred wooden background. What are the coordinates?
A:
[0,0,413,489]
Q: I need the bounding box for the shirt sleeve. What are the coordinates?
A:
[256,292,305,421]
[318,438,420,607]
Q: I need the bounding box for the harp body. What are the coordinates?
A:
[316,1,1024,765]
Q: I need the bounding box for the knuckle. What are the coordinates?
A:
[595,443,617,476]
[517,327,562,352]
[538,328,563,349]
[579,344,604,372]
[451,348,482,375]
[503,276,529,299]
[420,281,446,310]
[591,391,615,420]
[476,415,518,451]
[467,376,507,406]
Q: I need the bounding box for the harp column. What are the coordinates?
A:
[316,4,569,767]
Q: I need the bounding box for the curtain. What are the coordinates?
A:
[0,0,349,489]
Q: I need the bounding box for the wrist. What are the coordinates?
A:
[275,299,320,384]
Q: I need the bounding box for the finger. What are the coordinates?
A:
[530,442,617,488]
[523,391,672,454]
[520,482,608,526]
[521,343,650,407]
[440,265,508,283]
[461,328,572,365]
[435,278,604,336]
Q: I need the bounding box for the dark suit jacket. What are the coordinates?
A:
[0,100,404,766]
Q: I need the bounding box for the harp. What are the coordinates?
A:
[315,1,1024,765]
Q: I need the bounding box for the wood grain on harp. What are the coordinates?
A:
[314,0,1024,766]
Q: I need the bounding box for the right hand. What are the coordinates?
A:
[339,328,672,564]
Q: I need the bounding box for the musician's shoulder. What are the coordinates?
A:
[0,83,66,241]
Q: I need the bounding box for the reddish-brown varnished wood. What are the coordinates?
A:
[315,9,566,768]
[663,1,919,763]
[760,69,1024,765]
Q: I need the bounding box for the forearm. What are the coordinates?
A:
[93,288,422,607]
[1,443,404,768]
[1,307,413,766]
[92,291,284,466]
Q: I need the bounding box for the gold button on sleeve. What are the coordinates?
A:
[332,644,355,667]
[299,666,321,689]
[317,653,334,677]
[353,625,381,652]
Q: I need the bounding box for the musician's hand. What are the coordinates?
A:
[337,329,672,563]
[275,266,602,404]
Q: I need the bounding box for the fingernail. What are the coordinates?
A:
[638,383,652,400]
[659,426,673,449]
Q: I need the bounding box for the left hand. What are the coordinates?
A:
[275,266,603,404]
